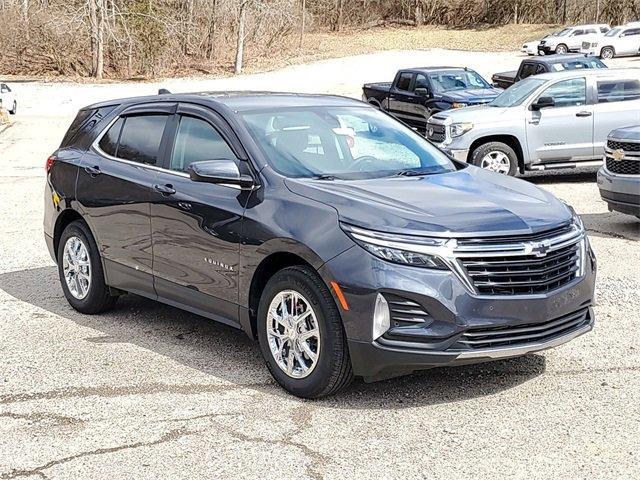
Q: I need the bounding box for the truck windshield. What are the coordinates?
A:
[550,58,607,71]
[428,70,490,93]
[489,77,546,107]
[605,28,621,37]
[241,106,456,179]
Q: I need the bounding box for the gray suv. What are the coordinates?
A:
[598,126,640,218]
[427,69,640,176]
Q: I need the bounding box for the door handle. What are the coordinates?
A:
[84,165,100,176]
[154,184,176,195]
[576,111,592,117]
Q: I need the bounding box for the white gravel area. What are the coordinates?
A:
[0,49,639,479]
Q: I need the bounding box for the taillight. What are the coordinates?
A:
[45,155,56,173]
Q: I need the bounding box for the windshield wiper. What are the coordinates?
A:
[393,169,432,177]
[312,174,337,181]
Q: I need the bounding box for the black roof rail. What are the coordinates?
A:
[158,88,171,95]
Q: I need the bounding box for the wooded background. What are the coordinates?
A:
[0,1,638,79]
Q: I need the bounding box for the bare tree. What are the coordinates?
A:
[299,0,306,47]
[88,0,105,79]
[235,0,248,74]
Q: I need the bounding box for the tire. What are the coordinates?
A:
[9,101,16,115]
[555,44,568,54]
[257,265,353,398]
[471,141,518,176]
[367,98,381,109]
[600,46,615,59]
[57,220,117,314]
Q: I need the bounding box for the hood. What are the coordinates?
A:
[433,104,513,123]
[609,124,640,141]
[285,167,572,238]
[439,88,502,104]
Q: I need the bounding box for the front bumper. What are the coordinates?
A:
[597,167,640,216]
[440,146,469,162]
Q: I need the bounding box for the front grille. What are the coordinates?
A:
[454,307,590,350]
[426,123,445,142]
[607,139,640,152]
[605,156,640,175]
[457,223,573,246]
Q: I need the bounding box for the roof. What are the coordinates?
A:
[534,67,640,81]
[532,54,600,64]
[401,66,474,74]
[84,91,365,112]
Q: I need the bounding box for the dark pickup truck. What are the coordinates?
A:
[362,67,501,133]
[491,54,607,89]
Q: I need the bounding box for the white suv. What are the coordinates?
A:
[539,24,610,55]
[582,26,640,59]
[0,83,17,115]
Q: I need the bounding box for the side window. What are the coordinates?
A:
[0,83,9,93]
[535,64,547,75]
[520,63,537,79]
[597,79,640,103]
[98,117,124,157]
[396,73,413,91]
[585,29,597,34]
[413,74,429,91]
[571,29,584,36]
[538,78,586,107]
[170,116,237,172]
[600,27,609,33]
[117,115,168,165]
[623,28,640,37]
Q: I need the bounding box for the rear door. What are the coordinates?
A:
[592,77,640,155]
[526,77,595,163]
[76,103,175,295]
[149,103,251,326]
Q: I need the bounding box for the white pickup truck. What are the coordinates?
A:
[581,25,640,59]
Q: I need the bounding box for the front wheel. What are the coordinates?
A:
[600,47,615,59]
[555,44,568,54]
[471,142,518,176]
[257,266,353,398]
[57,220,117,314]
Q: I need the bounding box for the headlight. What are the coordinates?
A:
[450,122,473,138]
[341,224,449,269]
[451,102,468,109]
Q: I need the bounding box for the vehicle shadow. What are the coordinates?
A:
[0,266,546,408]
[524,170,597,184]
[580,211,639,241]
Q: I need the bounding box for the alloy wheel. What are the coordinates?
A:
[62,236,92,299]
[480,151,512,174]
[266,290,320,379]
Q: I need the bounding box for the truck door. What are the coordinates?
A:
[387,72,416,126]
[592,77,640,155]
[526,77,595,164]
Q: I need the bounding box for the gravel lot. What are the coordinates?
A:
[0,49,639,479]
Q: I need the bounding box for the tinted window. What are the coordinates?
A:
[396,73,413,91]
[0,83,10,92]
[117,115,168,165]
[585,29,597,34]
[62,105,116,148]
[520,63,538,79]
[597,79,640,103]
[572,29,584,36]
[170,116,237,172]
[414,74,429,90]
[600,27,609,33]
[623,28,640,36]
[98,117,124,157]
[539,78,586,107]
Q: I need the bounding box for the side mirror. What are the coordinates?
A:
[188,160,254,189]
[414,87,430,97]
[531,96,555,110]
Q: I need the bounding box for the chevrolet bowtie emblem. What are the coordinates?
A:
[531,240,552,257]
[428,127,434,137]
[612,149,625,162]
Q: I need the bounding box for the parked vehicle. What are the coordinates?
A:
[581,25,640,59]
[44,91,596,398]
[0,83,17,114]
[521,41,539,55]
[491,54,607,89]
[597,125,640,218]
[426,69,640,176]
[538,24,610,55]
[362,67,501,133]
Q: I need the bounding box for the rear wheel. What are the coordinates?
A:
[57,220,117,314]
[600,46,615,59]
[471,141,518,176]
[555,44,568,54]
[257,266,353,398]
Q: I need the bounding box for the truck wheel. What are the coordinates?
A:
[367,98,381,109]
[555,44,568,54]
[471,142,518,176]
[600,47,615,59]
[257,266,353,398]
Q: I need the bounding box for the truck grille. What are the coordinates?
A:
[607,139,640,152]
[605,157,640,175]
[455,307,591,350]
[426,123,445,142]
[454,224,584,296]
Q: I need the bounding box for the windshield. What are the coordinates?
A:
[554,28,571,36]
[489,77,546,107]
[427,70,490,93]
[240,106,456,179]
[551,58,607,71]
[605,28,621,37]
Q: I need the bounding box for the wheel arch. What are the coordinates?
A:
[53,209,86,261]
[469,135,525,173]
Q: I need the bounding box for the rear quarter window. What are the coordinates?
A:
[60,106,116,148]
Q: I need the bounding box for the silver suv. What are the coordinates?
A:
[427,69,640,176]
[597,126,640,218]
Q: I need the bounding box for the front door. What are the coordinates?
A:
[526,77,595,164]
[149,104,251,326]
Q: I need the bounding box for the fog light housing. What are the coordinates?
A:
[372,293,390,340]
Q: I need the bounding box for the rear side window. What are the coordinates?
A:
[61,105,116,148]
[98,117,124,157]
[520,63,537,79]
[396,73,413,91]
[116,115,168,165]
[597,80,640,103]
[170,116,237,172]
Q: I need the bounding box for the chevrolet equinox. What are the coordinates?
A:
[44,92,597,398]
